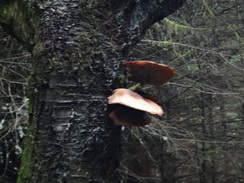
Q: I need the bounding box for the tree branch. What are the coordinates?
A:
[114,0,186,46]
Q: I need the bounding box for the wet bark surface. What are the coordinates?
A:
[24,1,124,182]
[1,0,186,182]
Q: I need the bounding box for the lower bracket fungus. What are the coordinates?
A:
[108,88,163,126]
[109,105,151,127]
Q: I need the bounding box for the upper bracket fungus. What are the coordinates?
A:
[124,61,175,86]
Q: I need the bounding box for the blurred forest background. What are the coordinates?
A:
[0,0,243,182]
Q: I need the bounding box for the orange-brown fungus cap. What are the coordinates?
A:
[108,88,163,116]
[109,105,151,126]
[124,61,175,86]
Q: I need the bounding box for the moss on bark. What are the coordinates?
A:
[17,76,38,183]
[17,121,35,183]
[0,0,34,46]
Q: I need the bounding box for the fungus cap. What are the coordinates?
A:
[108,88,163,116]
[124,61,175,86]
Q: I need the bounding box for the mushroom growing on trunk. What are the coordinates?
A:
[108,61,175,127]
[108,88,163,126]
[124,61,175,86]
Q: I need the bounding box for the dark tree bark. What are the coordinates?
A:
[0,0,185,182]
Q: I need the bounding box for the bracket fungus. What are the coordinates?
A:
[108,61,175,127]
[108,89,163,126]
[124,61,175,86]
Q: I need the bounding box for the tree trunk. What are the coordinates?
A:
[0,0,186,182]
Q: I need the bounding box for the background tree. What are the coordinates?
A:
[0,0,186,182]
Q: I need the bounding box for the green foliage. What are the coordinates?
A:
[163,18,197,33]
[226,112,241,121]
[202,0,214,17]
